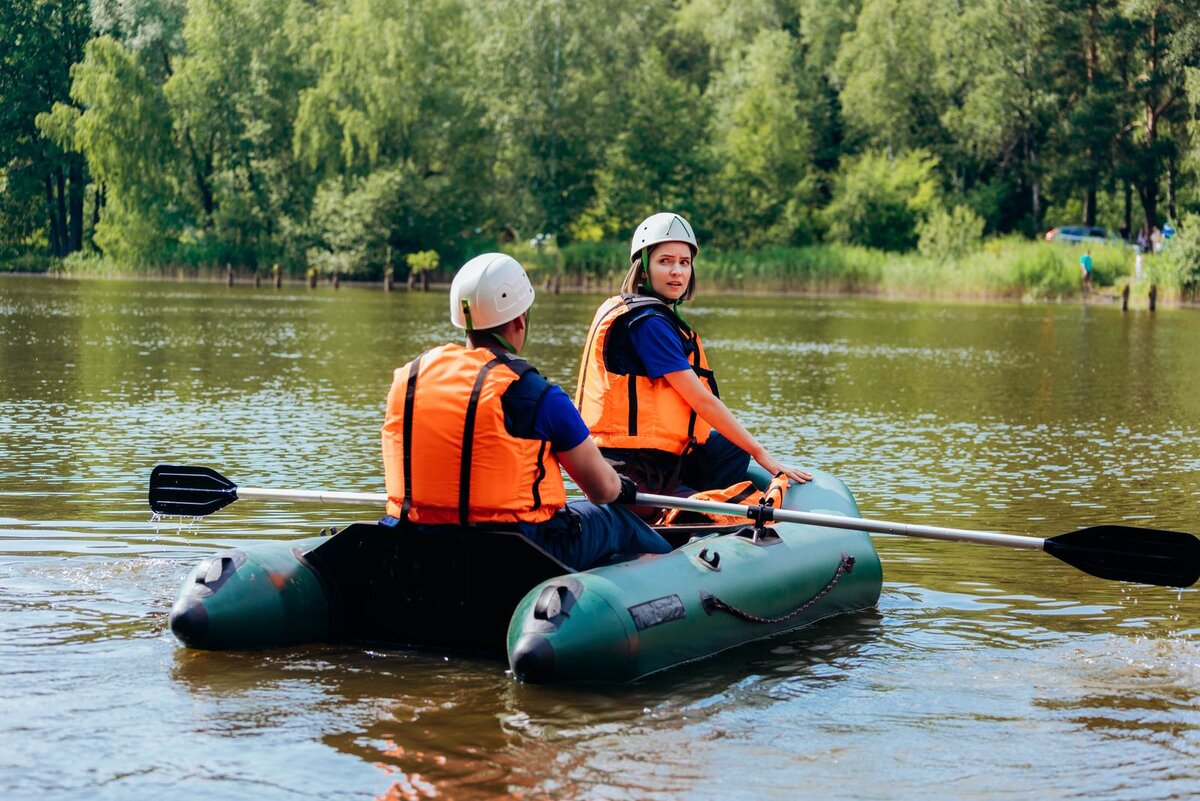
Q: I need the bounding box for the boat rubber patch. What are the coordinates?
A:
[628,594,686,630]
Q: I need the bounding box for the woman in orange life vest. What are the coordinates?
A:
[576,213,812,503]
[380,252,671,570]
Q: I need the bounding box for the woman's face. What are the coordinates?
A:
[646,241,693,301]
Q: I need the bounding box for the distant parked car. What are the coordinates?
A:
[1044,225,1119,245]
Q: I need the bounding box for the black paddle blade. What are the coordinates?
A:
[1043,525,1200,588]
[149,465,239,517]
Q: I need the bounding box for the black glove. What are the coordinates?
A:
[616,475,639,505]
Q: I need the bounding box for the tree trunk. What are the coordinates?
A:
[1084,187,1096,227]
[1166,159,1176,221]
[68,155,84,253]
[92,184,106,255]
[1123,182,1132,240]
[55,169,69,256]
[1137,181,1157,242]
[44,173,62,257]
[1026,135,1040,230]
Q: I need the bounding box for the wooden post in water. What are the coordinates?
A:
[272,263,282,289]
[1149,283,1157,312]
[1122,284,1129,311]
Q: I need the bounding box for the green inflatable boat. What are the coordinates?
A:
[164,467,882,682]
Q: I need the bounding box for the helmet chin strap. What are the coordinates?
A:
[488,331,520,354]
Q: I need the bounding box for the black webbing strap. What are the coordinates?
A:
[458,350,536,526]
[459,356,505,526]
[532,440,548,508]
[399,352,426,521]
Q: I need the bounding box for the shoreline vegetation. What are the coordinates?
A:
[7,3,1200,310]
[3,237,1195,307]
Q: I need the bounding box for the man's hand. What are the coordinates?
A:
[616,475,639,505]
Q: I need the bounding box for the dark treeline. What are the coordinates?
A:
[2,0,1199,280]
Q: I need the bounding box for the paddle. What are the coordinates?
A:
[149,465,1200,588]
[634,490,1200,589]
[149,464,386,517]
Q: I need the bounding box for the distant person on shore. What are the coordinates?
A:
[1080,250,1093,292]
[573,212,811,512]
[1134,247,1144,281]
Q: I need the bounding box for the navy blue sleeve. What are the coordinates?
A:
[628,313,692,378]
[532,385,591,453]
[502,370,590,453]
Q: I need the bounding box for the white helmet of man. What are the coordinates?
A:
[449,253,535,331]
[629,212,699,264]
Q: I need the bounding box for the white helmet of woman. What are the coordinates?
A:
[449,253,535,331]
[629,213,700,264]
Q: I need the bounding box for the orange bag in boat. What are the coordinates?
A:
[658,474,789,526]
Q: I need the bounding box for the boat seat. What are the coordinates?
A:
[302,521,569,654]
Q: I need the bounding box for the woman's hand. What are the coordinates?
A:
[754,451,813,485]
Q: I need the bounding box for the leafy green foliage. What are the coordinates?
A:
[3,0,1200,293]
[823,150,940,251]
[918,205,986,262]
[1162,214,1200,298]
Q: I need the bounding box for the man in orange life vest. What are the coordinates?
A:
[380,253,672,570]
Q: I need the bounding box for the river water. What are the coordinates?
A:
[1,274,1197,800]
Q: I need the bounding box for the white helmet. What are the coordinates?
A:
[630,213,699,264]
[449,253,535,330]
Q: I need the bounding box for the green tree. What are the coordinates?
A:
[56,35,180,262]
[90,0,187,78]
[468,0,647,238]
[701,28,820,247]
[833,0,951,157]
[165,0,312,266]
[1111,1,1194,238]
[574,48,709,242]
[1,0,91,257]
[295,0,491,271]
[823,149,940,251]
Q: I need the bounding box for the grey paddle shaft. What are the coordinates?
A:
[236,486,1045,550]
[635,491,1046,551]
[236,487,388,506]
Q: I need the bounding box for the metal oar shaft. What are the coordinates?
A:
[236,487,388,506]
[634,492,1046,551]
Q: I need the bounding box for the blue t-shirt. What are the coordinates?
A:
[502,370,590,453]
[628,313,692,378]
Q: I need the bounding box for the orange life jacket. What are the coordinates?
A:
[575,294,718,455]
[382,343,567,525]
[657,475,790,526]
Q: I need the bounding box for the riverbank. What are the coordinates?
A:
[3,237,1194,305]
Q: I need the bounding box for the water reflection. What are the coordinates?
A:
[2,276,1199,799]
[165,615,882,800]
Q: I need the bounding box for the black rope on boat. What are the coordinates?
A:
[700,554,857,624]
